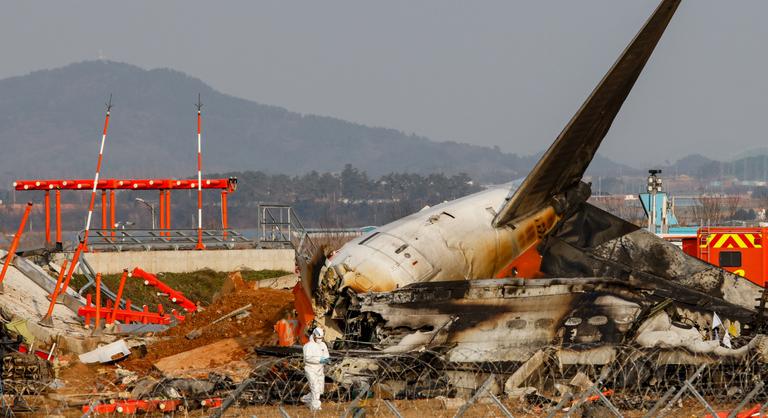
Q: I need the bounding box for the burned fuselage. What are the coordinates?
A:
[323,202,768,365]
[300,0,768,368]
[311,185,561,314]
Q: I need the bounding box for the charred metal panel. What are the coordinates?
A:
[541,203,764,315]
[352,278,650,362]
[338,275,766,364]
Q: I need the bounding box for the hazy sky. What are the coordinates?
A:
[2,1,767,167]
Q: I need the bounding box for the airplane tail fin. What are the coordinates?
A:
[493,0,681,228]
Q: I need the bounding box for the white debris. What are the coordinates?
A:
[79,339,131,364]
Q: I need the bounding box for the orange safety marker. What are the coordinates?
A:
[39,259,69,327]
[109,269,129,325]
[0,202,34,289]
[195,94,205,250]
[60,97,113,295]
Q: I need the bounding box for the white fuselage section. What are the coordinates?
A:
[322,185,558,293]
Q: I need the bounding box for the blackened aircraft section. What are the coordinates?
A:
[493,0,681,227]
[539,202,763,321]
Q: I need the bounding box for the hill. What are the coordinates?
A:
[0,61,638,186]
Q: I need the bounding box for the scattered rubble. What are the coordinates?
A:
[0,250,766,417]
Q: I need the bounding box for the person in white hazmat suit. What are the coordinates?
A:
[302,327,330,411]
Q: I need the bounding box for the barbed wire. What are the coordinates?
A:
[7,343,768,416]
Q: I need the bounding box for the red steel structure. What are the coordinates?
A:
[39,259,69,327]
[78,294,185,326]
[0,202,33,287]
[13,177,237,247]
[131,267,198,313]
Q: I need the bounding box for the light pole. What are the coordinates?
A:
[135,198,156,230]
[647,170,663,233]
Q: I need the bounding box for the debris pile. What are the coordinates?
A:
[131,272,293,365]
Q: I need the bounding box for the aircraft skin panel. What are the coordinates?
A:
[492,0,681,228]
[322,187,560,299]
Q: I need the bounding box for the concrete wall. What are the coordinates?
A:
[72,248,295,274]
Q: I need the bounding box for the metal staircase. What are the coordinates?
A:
[258,204,317,265]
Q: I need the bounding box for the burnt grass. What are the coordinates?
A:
[69,268,289,311]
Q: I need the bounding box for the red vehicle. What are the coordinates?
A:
[682,227,767,286]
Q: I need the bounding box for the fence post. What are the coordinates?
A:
[657,364,707,417]
[727,381,764,418]
[454,374,495,418]
[684,380,718,417]
[342,382,371,418]
[383,400,403,418]
[487,391,515,418]
[545,392,573,418]
[642,386,677,418]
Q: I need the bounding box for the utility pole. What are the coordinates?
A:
[195,94,205,250]
[135,198,155,229]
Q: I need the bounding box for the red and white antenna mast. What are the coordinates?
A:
[195,94,205,250]
[59,95,113,296]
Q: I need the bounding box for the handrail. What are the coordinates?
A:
[77,228,255,252]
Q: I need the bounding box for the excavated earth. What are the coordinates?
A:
[122,273,295,373]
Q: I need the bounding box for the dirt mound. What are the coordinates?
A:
[124,273,294,372]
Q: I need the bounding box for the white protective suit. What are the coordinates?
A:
[302,330,330,410]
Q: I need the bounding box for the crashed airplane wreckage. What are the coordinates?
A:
[262,0,768,398]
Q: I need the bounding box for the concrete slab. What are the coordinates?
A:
[13,256,84,312]
[0,266,79,325]
[0,265,116,353]
[59,248,295,274]
[254,274,299,290]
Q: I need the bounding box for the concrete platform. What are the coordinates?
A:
[74,248,295,274]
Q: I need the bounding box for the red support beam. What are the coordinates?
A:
[158,190,165,236]
[221,190,228,239]
[0,202,33,287]
[165,191,171,234]
[109,190,115,238]
[94,272,102,330]
[39,259,69,327]
[59,243,83,295]
[55,189,62,246]
[44,191,51,245]
[101,190,107,230]
[132,267,197,312]
[14,178,235,191]
[109,269,129,325]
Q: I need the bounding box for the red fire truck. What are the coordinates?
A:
[682,227,767,286]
